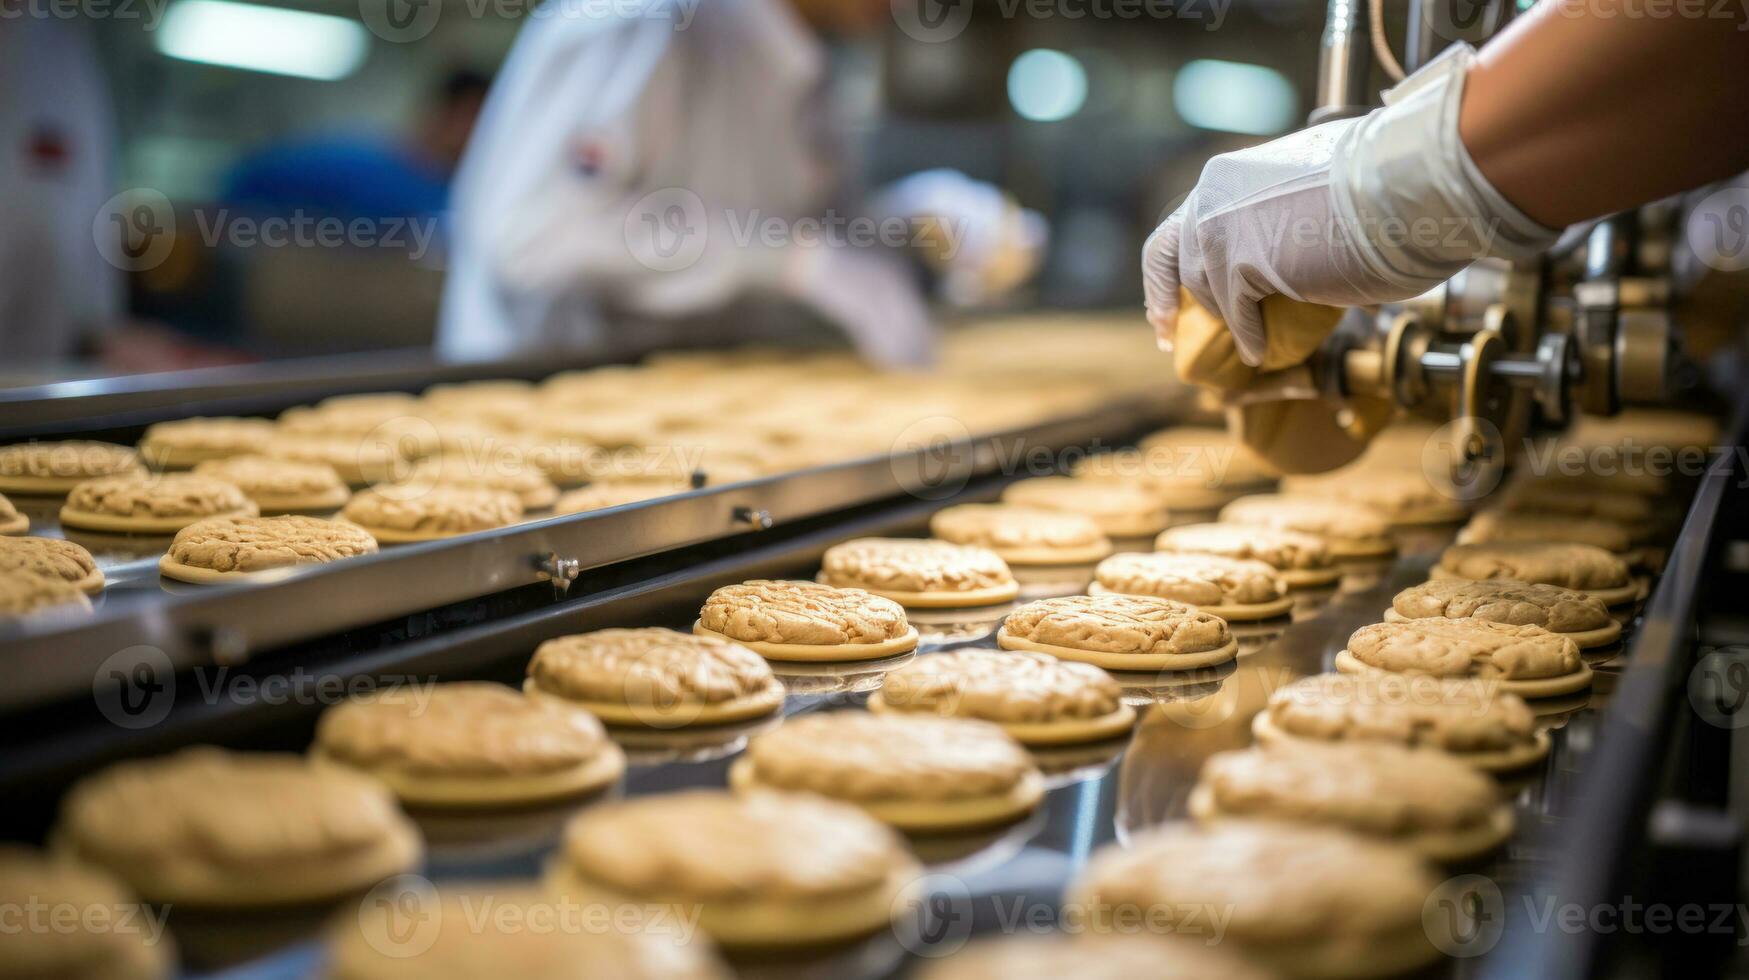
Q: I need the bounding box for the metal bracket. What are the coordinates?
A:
[534,551,583,596]
[733,506,774,530]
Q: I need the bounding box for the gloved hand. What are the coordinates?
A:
[872,169,1048,307]
[1144,43,1557,367]
[784,244,936,369]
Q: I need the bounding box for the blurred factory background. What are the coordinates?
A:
[26,0,1334,370]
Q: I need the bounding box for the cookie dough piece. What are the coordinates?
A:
[0,492,25,534]
[0,441,145,495]
[1135,425,1278,486]
[998,594,1238,671]
[0,536,104,593]
[913,934,1274,980]
[870,648,1135,745]
[402,453,559,509]
[928,504,1113,566]
[1000,477,1170,538]
[60,475,257,534]
[0,847,172,980]
[1092,552,1292,621]
[138,417,275,468]
[57,748,421,907]
[1219,494,1396,559]
[158,515,379,583]
[0,573,92,622]
[550,790,921,949]
[278,402,438,456]
[818,538,1019,608]
[314,682,625,807]
[728,712,1045,831]
[1501,482,1654,522]
[193,455,350,513]
[553,477,691,515]
[341,485,523,542]
[1339,618,1593,698]
[1067,821,1442,980]
[1281,468,1468,525]
[1433,541,1636,606]
[1458,509,1638,555]
[1252,672,1549,772]
[1388,578,1621,649]
[526,627,785,727]
[694,580,919,662]
[263,434,409,487]
[1154,521,1340,588]
[1188,742,1514,863]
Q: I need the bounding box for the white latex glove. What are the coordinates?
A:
[784,244,936,368]
[1144,44,1557,367]
[871,169,1048,306]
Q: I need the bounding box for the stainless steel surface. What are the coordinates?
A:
[1311,0,1373,124]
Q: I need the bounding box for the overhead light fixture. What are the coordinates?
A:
[1173,60,1298,136]
[157,0,370,81]
[1007,49,1088,123]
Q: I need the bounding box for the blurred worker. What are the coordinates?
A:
[1145,12,1749,366]
[439,0,1045,366]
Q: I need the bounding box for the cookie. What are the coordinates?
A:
[869,648,1134,745]
[928,504,1113,566]
[1188,742,1514,862]
[1432,541,1636,605]
[913,934,1273,980]
[1458,509,1637,554]
[263,434,409,487]
[328,881,726,980]
[1067,821,1442,980]
[1338,618,1593,698]
[1501,481,1654,522]
[0,846,173,980]
[1000,477,1170,538]
[1388,578,1621,649]
[727,712,1045,831]
[525,627,785,727]
[0,492,25,534]
[314,682,624,807]
[818,538,1018,608]
[1091,552,1293,621]
[58,747,421,907]
[553,477,691,514]
[1252,672,1549,772]
[158,515,379,583]
[138,417,275,468]
[1218,494,1396,559]
[0,572,92,622]
[1281,468,1467,525]
[60,475,256,535]
[997,594,1238,670]
[278,402,437,455]
[341,485,523,542]
[193,455,350,513]
[402,453,559,509]
[694,580,919,662]
[1130,425,1279,503]
[0,441,144,495]
[0,536,104,593]
[1153,521,1339,588]
[549,789,921,949]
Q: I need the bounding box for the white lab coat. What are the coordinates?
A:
[0,20,120,363]
[438,0,841,361]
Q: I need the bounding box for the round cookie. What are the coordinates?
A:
[1387,578,1621,649]
[278,404,438,456]
[138,417,275,468]
[1338,618,1593,699]
[314,682,625,807]
[0,492,26,534]
[525,627,785,727]
[1502,481,1655,522]
[327,882,727,980]
[869,648,1136,745]
[60,475,257,535]
[0,441,145,495]
[1067,821,1443,980]
[553,478,690,515]
[1433,541,1637,606]
[193,455,350,513]
[1280,468,1468,525]
[1091,551,1293,621]
[57,747,421,907]
[1218,494,1396,559]
[913,934,1274,980]
[818,537,1019,608]
[1457,509,1638,554]
[1188,742,1514,863]
[341,485,524,543]
[263,434,410,487]
[0,536,103,593]
[159,515,380,583]
[997,594,1238,671]
[1252,672,1549,773]
[928,504,1113,566]
[1000,477,1170,538]
[549,789,921,949]
[0,573,93,622]
[402,453,559,510]
[0,846,172,980]
[1153,521,1340,588]
[1125,425,1280,509]
[727,712,1045,831]
[694,580,919,662]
